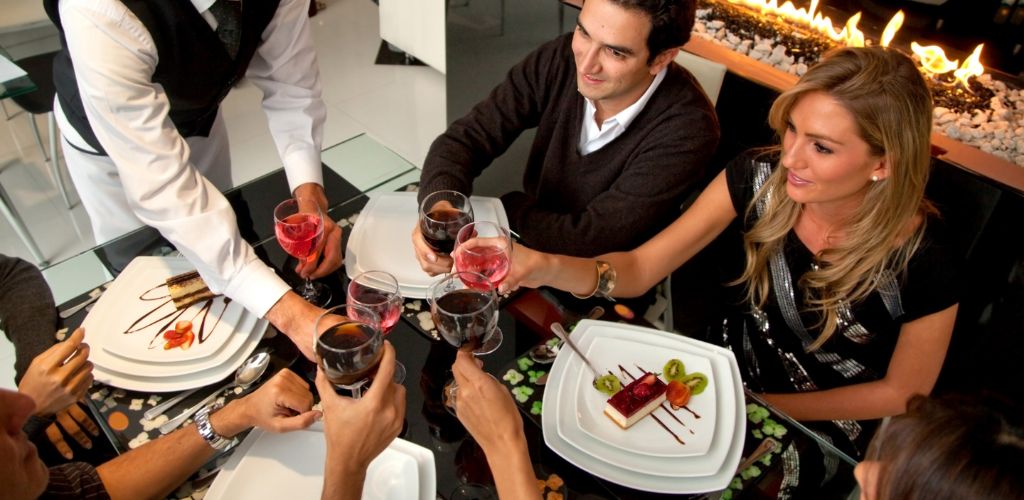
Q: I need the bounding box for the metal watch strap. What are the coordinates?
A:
[195,402,236,451]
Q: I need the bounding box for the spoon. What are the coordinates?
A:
[158,351,271,434]
[528,306,605,364]
[549,322,600,384]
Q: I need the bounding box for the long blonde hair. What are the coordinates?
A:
[737,46,935,350]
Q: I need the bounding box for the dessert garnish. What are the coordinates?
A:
[681,372,708,395]
[666,380,692,408]
[636,363,703,419]
[593,374,622,396]
[620,365,693,434]
[162,320,195,350]
[663,358,686,382]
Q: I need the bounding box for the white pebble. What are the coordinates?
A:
[714,29,726,40]
[140,414,169,432]
[934,106,950,117]
[708,20,724,29]
[128,432,151,449]
[694,22,706,34]
[795,63,808,76]
[727,33,741,45]
[112,389,127,398]
[753,43,772,54]
[416,311,435,331]
[146,395,162,406]
[405,300,421,311]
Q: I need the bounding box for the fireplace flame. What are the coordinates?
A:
[953,44,985,86]
[725,0,987,87]
[880,10,903,47]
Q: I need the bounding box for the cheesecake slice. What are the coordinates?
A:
[603,372,667,429]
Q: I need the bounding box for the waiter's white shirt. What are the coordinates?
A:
[579,67,666,155]
[54,0,326,317]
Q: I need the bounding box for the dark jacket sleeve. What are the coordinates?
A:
[418,36,562,200]
[0,254,58,384]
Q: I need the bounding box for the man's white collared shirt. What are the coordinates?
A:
[579,67,666,155]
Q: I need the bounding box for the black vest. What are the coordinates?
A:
[44,0,281,155]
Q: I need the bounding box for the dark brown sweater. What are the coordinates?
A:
[420,33,720,256]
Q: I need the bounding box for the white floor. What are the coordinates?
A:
[0,0,446,388]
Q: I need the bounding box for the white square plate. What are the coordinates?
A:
[345,192,508,298]
[542,320,745,493]
[573,335,717,457]
[84,257,245,363]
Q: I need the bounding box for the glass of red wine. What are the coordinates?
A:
[315,303,403,397]
[419,190,474,256]
[453,221,512,290]
[428,271,502,415]
[347,270,406,383]
[274,198,331,306]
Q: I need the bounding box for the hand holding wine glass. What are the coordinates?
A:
[414,191,474,275]
[275,198,331,306]
[314,304,383,398]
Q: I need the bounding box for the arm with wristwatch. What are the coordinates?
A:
[95,368,319,500]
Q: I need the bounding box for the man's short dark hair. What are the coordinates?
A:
[609,0,696,65]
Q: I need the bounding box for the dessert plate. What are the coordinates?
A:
[83,257,244,363]
[554,329,733,477]
[206,424,436,500]
[542,332,745,493]
[91,311,259,377]
[345,192,508,299]
[573,335,717,458]
[91,320,267,392]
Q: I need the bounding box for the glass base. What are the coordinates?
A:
[332,362,406,399]
[296,280,332,307]
[473,327,502,356]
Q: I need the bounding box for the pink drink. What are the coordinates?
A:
[276,213,323,260]
[347,290,402,334]
[455,244,510,289]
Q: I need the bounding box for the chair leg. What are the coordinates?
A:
[28,114,49,161]
[47,113,74,209]
[0,179,48,266]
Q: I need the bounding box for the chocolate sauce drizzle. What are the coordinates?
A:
[127,281,231,349]
[616,365,688,444]
[633,363,702,420]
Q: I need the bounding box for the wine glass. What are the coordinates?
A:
[274,198,331,306]
[453,221,512,290]
[428,271,502,415]
[315,304,388,398]
[347,270,406,384]
[419,190,474,256]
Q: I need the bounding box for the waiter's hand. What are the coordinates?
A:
[293,183,343,279]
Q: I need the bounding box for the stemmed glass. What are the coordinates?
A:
[347,270,406,384]
[453,221,512,290]
[428,271,502,414]
[314,303,407,398]
[274,198,331,306]
[419,190,474,256]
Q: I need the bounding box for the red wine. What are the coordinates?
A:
[276,213,323,260]
[432,290,495,350]
[421,208,472,254]
[454,245,510,288]
[316,322,382,386]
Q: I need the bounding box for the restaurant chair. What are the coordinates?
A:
[1,49,76,209]
[674,50,727,106]
[0,159,49,266]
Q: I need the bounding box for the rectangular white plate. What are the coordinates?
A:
[206,424,436,500]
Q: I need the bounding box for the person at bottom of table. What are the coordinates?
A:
[1,342,406,500]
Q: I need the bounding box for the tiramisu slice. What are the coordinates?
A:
[604,372,667,429]
[166,270,214,310]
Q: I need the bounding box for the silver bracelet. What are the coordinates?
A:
[195,402,237,451]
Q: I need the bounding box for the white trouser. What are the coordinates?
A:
[63,111,233,243]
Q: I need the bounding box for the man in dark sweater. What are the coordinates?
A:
[414,0,718,274]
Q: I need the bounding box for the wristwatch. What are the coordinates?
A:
[195,402,236,451]
[573,260,617,300]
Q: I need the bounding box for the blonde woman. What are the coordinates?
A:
[503,46,959,461]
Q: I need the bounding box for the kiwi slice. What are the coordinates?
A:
[681,372,708,395]
[663,359,686,382]
[593,374,622,396]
